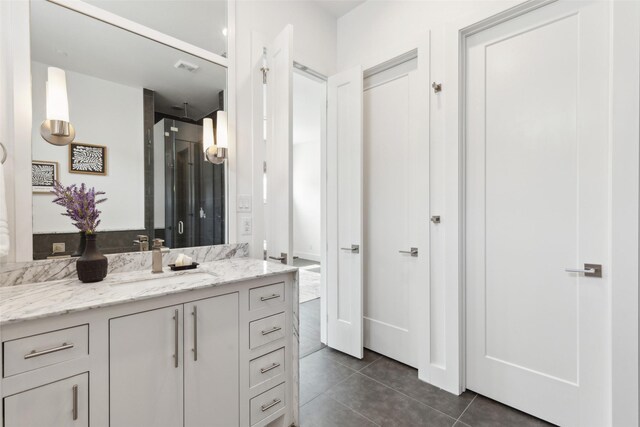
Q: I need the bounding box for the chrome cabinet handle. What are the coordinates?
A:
[260,362,281,374]
[24,342,74,359]
[260,294,281,302]
[399,247,419,257]
[261,398,282,412]
[565,263,602,278]
[173,309,179,368]
[72,384,78,421]
[261,326,282,336]
[178,221,184,235]
[192,306,198,361]
[340,244,359,254]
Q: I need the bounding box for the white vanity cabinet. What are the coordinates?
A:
[109,293,240,427]
[0,263,297,427]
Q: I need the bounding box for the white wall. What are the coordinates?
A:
[234,0,337,258]
[31,61,144,234]
[292,72,323,261]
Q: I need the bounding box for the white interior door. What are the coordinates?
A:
[465,2,610,426]
[326,66,363,358]
[265,25,293,265]
[363,56,428,369]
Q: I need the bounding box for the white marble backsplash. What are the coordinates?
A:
[0,243,249,287]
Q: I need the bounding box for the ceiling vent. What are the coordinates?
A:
[174,60,200,73]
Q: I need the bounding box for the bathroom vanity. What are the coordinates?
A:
[0,258,299,427]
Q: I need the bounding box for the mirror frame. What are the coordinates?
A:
[6,0,236,262]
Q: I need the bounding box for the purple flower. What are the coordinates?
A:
[51,182,107,234]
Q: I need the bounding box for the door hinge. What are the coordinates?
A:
[261,48,269,84]
[263,161,267,173]
[432,82,442,93]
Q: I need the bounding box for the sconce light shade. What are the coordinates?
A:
[204,110,228,165]
[216,110,228,149]
[41,67,75,146]
[203,117,214,153]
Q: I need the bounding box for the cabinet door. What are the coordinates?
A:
[4,373,88,427]
[184,293,239,427]
[110,305,183,427]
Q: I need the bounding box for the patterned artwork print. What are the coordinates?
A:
[70,143,106,174]
[32,163,56,187]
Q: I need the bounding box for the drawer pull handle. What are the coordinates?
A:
[261,326,282,336]
[72,384,78,420]
[261,398,282,412]
[260,294,281,302]
[260,362,281,374]
[24,342,74,359]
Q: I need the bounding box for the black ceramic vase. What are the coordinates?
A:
[72,231,87,257]
[76,233,108,283]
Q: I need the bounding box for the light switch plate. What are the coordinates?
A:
[240,215,252,236]
[52,242,65,253]
[237,194,252,212]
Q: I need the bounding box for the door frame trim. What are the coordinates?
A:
[443,0,639,424]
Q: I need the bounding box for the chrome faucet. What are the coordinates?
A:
[133,235,149,251]
[152,238,167,273]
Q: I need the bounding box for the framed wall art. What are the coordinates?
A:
[32,160,59,193]
[69,142,107,175]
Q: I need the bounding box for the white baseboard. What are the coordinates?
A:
[294,251,321,263]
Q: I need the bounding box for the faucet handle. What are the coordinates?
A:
[152,238,165,249]
[136,235,149,242]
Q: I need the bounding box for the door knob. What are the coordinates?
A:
[399,247,419,257]
[340,244,359,254]
[564,263,602,278]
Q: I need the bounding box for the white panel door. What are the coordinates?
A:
[110,305,184,427]
[184,293,239,427]
[465,2,610,426]
[363,57,428,368]
[326,66,364,358]
[4,373,89,427]
[265,25,293,266]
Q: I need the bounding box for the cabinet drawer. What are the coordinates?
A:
[249,347,285,389]
[249,282,285,311]
[4,373,89,427]
[250,382,286,425]
[3,325,89,377]
[249,313,286,350]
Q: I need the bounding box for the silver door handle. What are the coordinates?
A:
[260,362,281,374]
[565,263,602,278]
[24,342,74,359]
[260,294,281,302]
[173,309,179,368]
[399,247,419,257]
[261,326,282,336]
[261,398,282,412]
[192,306,198,361]
[178,221,184,235]
[72,384,78,421]
[340,244,359,254]
[268,252,288,264]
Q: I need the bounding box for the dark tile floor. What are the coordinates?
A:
[299,347,555,427]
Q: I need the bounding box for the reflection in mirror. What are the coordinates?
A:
[30,0,227,260]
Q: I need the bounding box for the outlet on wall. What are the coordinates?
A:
[240,215,252,236]
[52,242,65,254]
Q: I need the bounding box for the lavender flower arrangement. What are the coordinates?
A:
[52,182,107,234]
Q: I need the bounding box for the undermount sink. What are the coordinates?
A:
[106,270,213,286]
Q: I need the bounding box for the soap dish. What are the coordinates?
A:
[168,262,199,271]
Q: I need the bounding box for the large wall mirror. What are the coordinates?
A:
[30,0,228,259]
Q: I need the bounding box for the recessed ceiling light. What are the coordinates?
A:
[222,27,228,37]
[174,60,200,73]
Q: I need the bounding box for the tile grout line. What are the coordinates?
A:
[324,394,382,427]
[355,371,459,424]
[455,394,477,424]
[328,351,383,373]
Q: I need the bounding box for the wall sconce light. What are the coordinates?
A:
[40,67,75,146]
[204,110,228,164]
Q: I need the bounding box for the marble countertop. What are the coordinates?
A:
[0,258,297,326]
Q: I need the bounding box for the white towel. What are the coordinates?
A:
[0,161,9,257]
